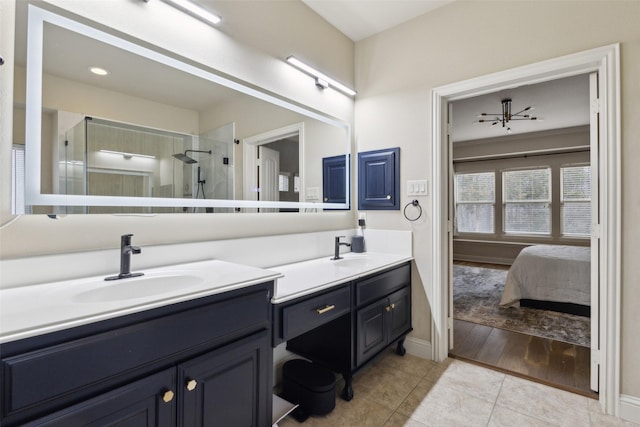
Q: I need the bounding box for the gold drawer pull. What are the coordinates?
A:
[316,304,336,314]
[186,379,198,391]
[162,390,175,403]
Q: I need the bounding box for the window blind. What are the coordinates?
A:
[455,172,495,233]
[561,166,591,236]
[503,168,551,234]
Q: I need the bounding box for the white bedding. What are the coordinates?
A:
[500,245,591,307]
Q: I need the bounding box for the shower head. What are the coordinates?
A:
[173,153,197,164]
[173,149,212,164]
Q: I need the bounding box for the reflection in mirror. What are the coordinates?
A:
[14,5,350,213]
[57,117,233,214]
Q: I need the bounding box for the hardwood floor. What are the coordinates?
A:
[450,319,597,398]
[450,260,596,398]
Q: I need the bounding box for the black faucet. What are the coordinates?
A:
[331,236,351,260]
[105,234,144,281]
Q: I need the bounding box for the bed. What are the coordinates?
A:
[500,245,591,315]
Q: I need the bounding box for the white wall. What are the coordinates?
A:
[354,0,639,405]
[0,0,355,258]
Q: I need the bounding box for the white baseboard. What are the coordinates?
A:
[404,337,433,360]
[620,394,640,424]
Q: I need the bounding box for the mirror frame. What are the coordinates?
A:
[24,5,351,211]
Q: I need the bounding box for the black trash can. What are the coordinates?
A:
[282,359,336,421]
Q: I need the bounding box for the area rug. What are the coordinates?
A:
[453,265,590,347]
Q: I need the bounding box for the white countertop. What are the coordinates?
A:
[0,251,412,344]
[0,259,282,344]
[270,252,413,304]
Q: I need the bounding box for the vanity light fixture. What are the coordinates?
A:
[89,66,109,76]
[99,150,156,160]
[161,0,221,25]
[286,56,356,97]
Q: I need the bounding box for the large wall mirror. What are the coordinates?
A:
[13,4,351,214]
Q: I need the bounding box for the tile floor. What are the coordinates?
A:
[278,348,637,427]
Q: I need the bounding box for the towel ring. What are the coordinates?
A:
[403,199,422,222]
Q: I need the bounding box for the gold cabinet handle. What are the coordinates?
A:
[186,379,198,391]
[162,390,175,403]
[385,304,396,312]
[391,303,395,310]
[316,304,336,314]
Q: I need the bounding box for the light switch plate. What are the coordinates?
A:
[407,180,428,196]
[306,187,320,200]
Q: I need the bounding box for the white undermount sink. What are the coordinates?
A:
[73,273,205,303]
[332,255,376,269]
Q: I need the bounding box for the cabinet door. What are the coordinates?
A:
[356,299,389,366]
[357,147,400,210]
[24,369,176,427]
[388,287,412,343]
[322,154,348,206]
[180,330,272,427]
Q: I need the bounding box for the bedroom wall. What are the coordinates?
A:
[354,0,640,410]
[453,126,591,264]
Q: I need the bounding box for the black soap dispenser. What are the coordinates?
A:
[352,218,366,253]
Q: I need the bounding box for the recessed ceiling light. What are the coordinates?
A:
[89,66,109,76]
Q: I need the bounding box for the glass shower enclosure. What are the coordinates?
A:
[57,117,234,214]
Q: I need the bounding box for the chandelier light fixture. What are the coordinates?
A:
[475,98,539,133]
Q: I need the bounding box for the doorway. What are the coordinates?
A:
[430,45,621,414]
[243,123,304,212]
[446,76,593,395]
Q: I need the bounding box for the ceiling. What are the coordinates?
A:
[451,74,590,142]
[301,0,454,42]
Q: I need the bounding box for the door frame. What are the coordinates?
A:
[242,122,305,206]
[430,44,620,414]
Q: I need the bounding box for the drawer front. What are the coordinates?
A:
[282,286,351,341]
[355,263,410,307]
[1,285,271,419]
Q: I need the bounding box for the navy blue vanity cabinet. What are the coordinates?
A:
[284,262,412,401]
[357,147,400,210]
[180,330,271,427]
[21,369,177,427]
[356,286,411,365]
[0,282,274,427]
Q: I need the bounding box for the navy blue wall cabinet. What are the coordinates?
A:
[322,154,348,207]
[357,147,400,210]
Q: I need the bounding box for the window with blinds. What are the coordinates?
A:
[11,145,26,215]
[503,168,551,234]
[454,172,495,233]
[561,165,591,237]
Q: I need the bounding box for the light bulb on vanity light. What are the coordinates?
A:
[286,56,356,97]
[162,0,221,25]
